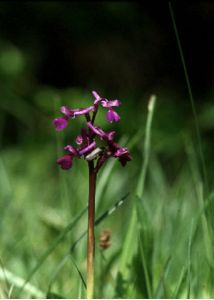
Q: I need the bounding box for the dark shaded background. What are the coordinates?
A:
[1,2,213,92]
[0,2,213,183]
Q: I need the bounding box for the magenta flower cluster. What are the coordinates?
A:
[53,91,132,171]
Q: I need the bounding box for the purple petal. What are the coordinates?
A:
[92,90,101,101]
[87,122,116,142]
[119,153,132,166]
[114,147,129,157]
[78,141,96,155]
[64,145,78,155]
[101,99,121,108]
[106,109,120,123]
[57,155,73,170]
[53,117,68,131]
[107,142,132,166]
[60,106,72,117]
[87,122,105,139]
[73,106,94,117]
[92,90,108,105]
[113,146,132,166]
[81,128,90,144]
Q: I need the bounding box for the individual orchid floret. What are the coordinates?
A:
[92,91,121,123]
[108,142,132,166]
[57,141,97,170]
[106,108,120,123]
[92,90,121,108]
[54,105,95,132]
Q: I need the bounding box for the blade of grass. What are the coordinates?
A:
[173,266,188,298]
[153,256,172,298]
[136,95,156,198]
[17,206,87,297]
[186,141,214,268]
[138,232,152,298]
[187,220,194,298]
[46,253,86,299]
[0,257,10,295]
[119,95,156,280]
[70,193,129,252]
[45,194,129,298]
[168,1,208,194]
[96,123,147,213]
[96,136,128,212]
[0,268,44,298]
[46,255,86,299]
[135,195,153,298]
[70,255,86,289]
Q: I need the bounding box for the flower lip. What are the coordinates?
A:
[119,153,132,166]
[108,142,132,166]
[106,109,120,123]
[53,117,68,131]
[57,155,73,170]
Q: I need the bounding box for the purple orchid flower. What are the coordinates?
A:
[112,145,132,166]
[53,105,94,131]
[53,91,132,300]
[54,90,132,170]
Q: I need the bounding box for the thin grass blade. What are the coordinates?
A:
[119,95,156,280]
[17,206,87,297]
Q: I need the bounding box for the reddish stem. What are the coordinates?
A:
[87,161,97,299]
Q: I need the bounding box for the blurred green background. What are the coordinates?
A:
[0,2,214,298]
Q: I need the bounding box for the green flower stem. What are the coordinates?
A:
[87,161,97,299]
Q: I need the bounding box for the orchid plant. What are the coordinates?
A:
[53,91,132,299]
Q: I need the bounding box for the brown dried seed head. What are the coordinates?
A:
[99,229,111,250]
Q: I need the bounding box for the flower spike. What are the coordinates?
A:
[53,91,132,169]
